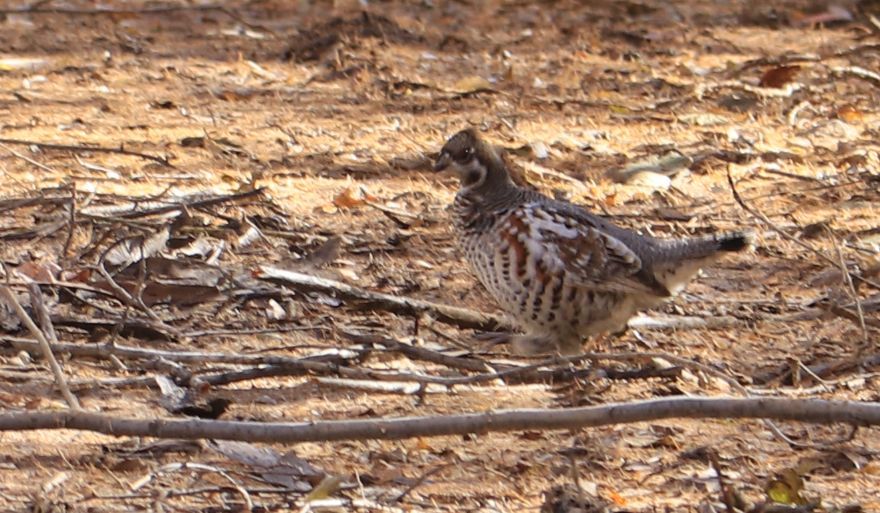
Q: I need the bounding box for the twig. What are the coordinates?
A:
[827,229,869,345]
[753,352,880,386]
[787,100,812,126]
[315,377,449,395]
[3,337,337,366]
[95,259,175,332]
[389,464,451,504]
[28,283,59,349]
[831,66,880,88]
[341,331,493,373]
[627,314,745,330]
[130,462,252,510]
[61,183,77,259]
[0,142,58,173]
[0,285,80,409]
[85,187,265,219]
[0,397,878,442]
[0,138,171,167]
[255,265,510,331]
[726,168,880,291]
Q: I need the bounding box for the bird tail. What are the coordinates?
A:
[647,231,754,297]
[657,230,754,262]
[714,231,754,252]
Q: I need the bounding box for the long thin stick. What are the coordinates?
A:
[0,397,877,443]
[0,138,171,167]
[256,265,510,331]
[0,285,80,409]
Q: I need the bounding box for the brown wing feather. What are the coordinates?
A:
[509,204,670,297]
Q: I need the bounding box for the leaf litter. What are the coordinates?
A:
[0,0,879,512]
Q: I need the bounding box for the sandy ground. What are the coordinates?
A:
[0,0,879,511]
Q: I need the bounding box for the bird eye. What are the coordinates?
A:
[461,147,473,159]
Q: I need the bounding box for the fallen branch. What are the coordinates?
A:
[0,138,171,167]
[627,314,746,330]
[0,397,877,443]
[255,265,510,331]
[81,187,266,219]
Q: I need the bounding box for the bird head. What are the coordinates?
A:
[433,128,514,193]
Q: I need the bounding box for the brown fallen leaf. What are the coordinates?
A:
[332,186,378,209]
[759,65,801,88]
[837,104,864,124]
[13,261,60,283]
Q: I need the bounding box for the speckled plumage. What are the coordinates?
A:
[434,128,752,355]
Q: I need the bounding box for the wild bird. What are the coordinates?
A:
[433,128,753,355]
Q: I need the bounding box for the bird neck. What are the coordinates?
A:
[453,170,523,232]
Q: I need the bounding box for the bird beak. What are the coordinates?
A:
[433,151,452,172]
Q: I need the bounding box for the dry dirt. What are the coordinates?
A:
[1,0,879,511]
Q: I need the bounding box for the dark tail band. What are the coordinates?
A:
[716,231,754,252]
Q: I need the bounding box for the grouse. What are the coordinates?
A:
[433,128,752,355]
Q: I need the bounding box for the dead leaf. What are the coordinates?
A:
[332,186,378,209]
[305,475,343,501]
[209,440,321,491]
[13,261,60,283]
[837,104,864,124]
[863,462,880,475]
[104,226,171,268]
[766,468,807,505]
[236,221,263,248]
[607,489,627,506]
[759,65,801,88]
[448,76,494,94]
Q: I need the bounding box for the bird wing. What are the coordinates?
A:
[502,203,670,297]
